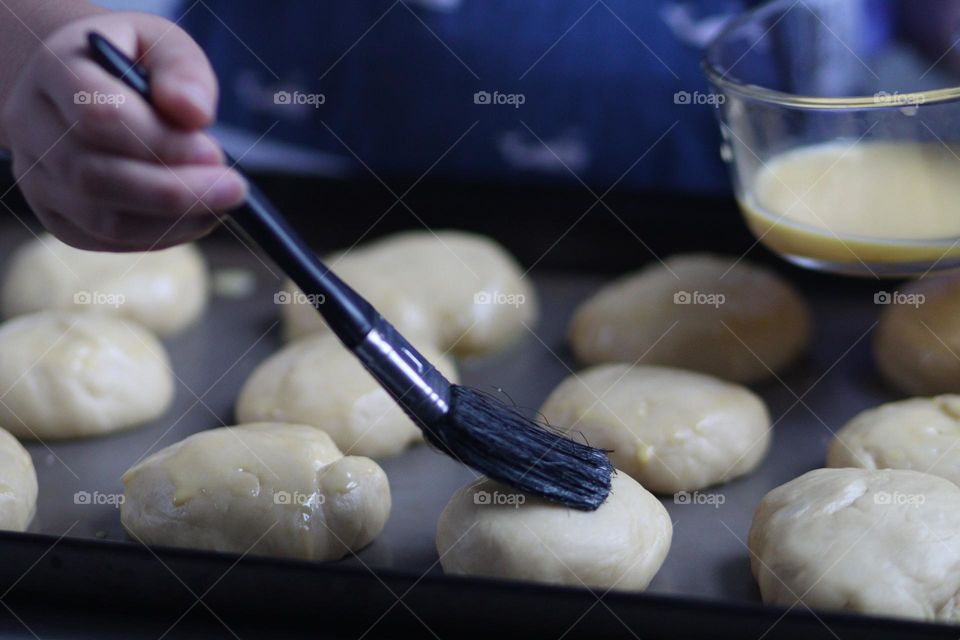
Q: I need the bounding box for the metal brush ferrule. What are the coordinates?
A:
[353,317,451,426]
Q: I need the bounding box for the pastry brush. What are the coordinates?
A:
[87,32,612,510]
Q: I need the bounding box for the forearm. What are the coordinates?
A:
[0,0,105,146]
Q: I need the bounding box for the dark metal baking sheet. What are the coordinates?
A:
[0,221,954,640]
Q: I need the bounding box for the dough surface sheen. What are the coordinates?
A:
[749,467,960,622]
[539,364,771,494]
[569,253,811,383]
[0,311,174,439]
[0,427,37,531]
[874,272,960,395]
[122,423,391,560]
[281,230,536,355]
[437,472,671,590]
[236,332,458,458]
[2,233,208,336]
[828,395,960,485]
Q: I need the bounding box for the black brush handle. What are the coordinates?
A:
[220,180,374,346]
[87,32,374,347]
[88,35,611,512]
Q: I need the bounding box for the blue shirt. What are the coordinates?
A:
[182,1,757,192]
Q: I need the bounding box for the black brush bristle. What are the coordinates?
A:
[422,385,614,510]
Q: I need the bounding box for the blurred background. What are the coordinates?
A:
[92,0,733,190]
[4,0,960,270]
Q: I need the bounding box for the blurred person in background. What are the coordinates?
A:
[0,0,956,251]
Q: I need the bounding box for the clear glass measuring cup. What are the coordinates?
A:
[704,0,960,277]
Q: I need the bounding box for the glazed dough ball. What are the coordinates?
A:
[827,396,960,485]
[280,230,537,356]
[0,311,174,439]
[235,332,459,458]
[874,273,960,395]
[0,427,38,531]
[539,364,770,494]
[749,468,960,622]
[122,423,391,560]
[2,233,209,336]
[437,472,671,590]
[569,254,811,383]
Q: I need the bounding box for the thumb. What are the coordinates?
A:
[135,18,218,130]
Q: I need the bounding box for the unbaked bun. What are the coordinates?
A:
[749,468,960,622]
[827,396,960,485]
[235,332,458,458]
[2,233,208,335]
[0,427,37,531]
[280,230,536,356]
[874,272,960,395]
[539,364,771,494]
[121,423,391,561]
[569,254,811,383]
[0,311,174,439]
[437,472,671,590]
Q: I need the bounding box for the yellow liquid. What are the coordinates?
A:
[740,141,960,273]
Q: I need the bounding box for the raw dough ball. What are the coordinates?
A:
[121,423,391,560]
[2,233,209,336]
[827,396,960,485]
[539,364,770,494]
[280,230,537,356]
[235,332,459,458]
[0,311,174,439]
[569,254,811,383]
[437,472,671,590]
[749,468,960,622]
[874,273,960,395]
[0,427,38,531]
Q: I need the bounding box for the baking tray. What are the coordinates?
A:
[0,181,955,639]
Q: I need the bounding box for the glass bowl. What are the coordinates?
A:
[704,0,960,277]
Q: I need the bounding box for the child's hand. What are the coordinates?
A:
[1,12,247,251]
